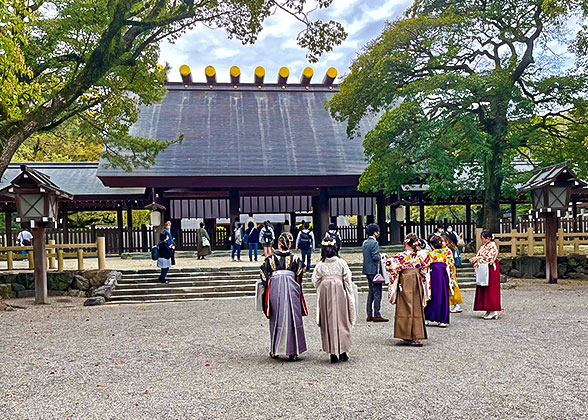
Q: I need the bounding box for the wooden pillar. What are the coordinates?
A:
[204,218,216,249]
[116,207,124,255]
[545,212,558,284]
[389,205,401,244]
[511,201,517,230]
[405,205,411,236]
[62,208,69,244]
[229,188,240,225]
[376,194,388,245]
[289,212,297,238]
[32,225,48,304]
[572,199,578,232]
[126,207,134,252]
[419,201,426,239]
[312,188,330,241]
[357,215,364,245]
[4,208,12,246]
[465,201,472,243]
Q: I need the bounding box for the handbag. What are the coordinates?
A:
[475,263,489,286]
[373,259,387,283]
[202,236,210,247]
[454,248,462,267]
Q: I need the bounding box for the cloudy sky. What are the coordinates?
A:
[160,0,412,83]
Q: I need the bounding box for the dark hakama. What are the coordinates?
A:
[395,268,427,340]
[260,251,307,357]
[317,274,352,355]
[474,260,502,311]
[424,262,450,324]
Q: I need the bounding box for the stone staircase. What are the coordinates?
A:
[107,262,477,305]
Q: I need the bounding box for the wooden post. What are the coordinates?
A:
[48,239,56,269]
[357,215,364,245]
[117,206,124,255]
[557,228,565,255]
[27,251,34,270]
[126,207,134,252]
[511,228,517,257]
[77,249,84,270]
[376,194,388,245]
[527,226,535,256]
[405,205,411,235]
[7,251,13,270]
[419,201,426,239]
[475,228,482,251]
[57,249,64,272]
[32,225,48,304]
[574,237,580,253]
[465,200,472,242]
[141,225,148,252]
[62,209,69,244]
[510,201,517,229]
[97,237,106,270]
[545,212,558,283]
[4,208,12,246]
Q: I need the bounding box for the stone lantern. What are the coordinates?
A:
[519,162,587,283]
[0,165,72,303]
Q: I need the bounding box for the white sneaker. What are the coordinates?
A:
[450,305,456,313]
[454,304,463,313]
[438,323,448,328]
[424,320,430,326]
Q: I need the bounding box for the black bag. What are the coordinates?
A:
[262,228,273,242]
[298,231,312,250]
[228,233,236,246]
[22,239,31,246]
[150,245,159,260]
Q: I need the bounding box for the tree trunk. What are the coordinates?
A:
[482,134,505,233]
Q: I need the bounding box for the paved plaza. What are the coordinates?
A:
[1,279,587,420]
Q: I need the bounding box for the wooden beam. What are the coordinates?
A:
[545,212,558,284]
[419,201,426,239]
[4,208,12,247]
[126,207,134,252]
[32,226,48,304]
[117,207,124,255]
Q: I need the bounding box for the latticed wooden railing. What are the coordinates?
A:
[0,237,106,271]
[475,228,588,257]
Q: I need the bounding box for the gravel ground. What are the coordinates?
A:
[1,280,587,420]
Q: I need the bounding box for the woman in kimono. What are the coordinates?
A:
[259,232,307,360]
[441,234,462,313]
[311,236,356,363]
[423,235,452,327]
[385,233,429,347]
[196,222,212,260]
[470,230,501,320]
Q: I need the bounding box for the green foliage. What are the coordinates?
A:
[0,0,346,175]
[329,0,588,231]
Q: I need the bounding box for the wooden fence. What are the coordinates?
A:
[476,227,588,257]
[0,237,106,271]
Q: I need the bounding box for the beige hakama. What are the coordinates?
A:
[394,268,427,340]
[317,274,352,354]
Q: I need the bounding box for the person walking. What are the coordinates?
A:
[245,221,259,262]
[163,220,176,266]
[441,233,463,313]
[282,219,291,234]
[157,231,174,283]
[260,220,275,258]
[423,236,451,327]
[259,232,307,361]
[471,230,501,320]
[196,222,211,260]
[231,223,243,262]
[362,223,389,323]
[384,233,430,347]
[312,235,356,363]
[323,223,342,251]
[295,222,315,272]
[16,227,33,254]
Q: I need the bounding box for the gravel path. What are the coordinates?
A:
[1,280,587,420]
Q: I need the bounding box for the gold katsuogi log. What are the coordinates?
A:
[300,67,314,85]
[205,65,216,84]
[230,66,241,84]
[322,67,337,86]
[254,66,265,84]
[180,64,192,84]
[277,66,289,84]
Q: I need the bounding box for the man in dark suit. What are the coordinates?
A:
[362,223,389,322]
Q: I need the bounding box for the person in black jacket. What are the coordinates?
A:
[157,231,174,283]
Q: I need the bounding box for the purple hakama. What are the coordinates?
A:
[267,270,307,356]
[424,262,450,324]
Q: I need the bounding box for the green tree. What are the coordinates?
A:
[328,0,588,232]
[0,0,346,178]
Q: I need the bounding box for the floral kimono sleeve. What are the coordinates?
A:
[477,242,499,268]
[444,247,458,288]
[385,253,404,304]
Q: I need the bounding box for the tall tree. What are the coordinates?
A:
[0,0,346,177]
[328,0,588,231]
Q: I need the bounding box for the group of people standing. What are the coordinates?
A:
[255,223,502,362]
